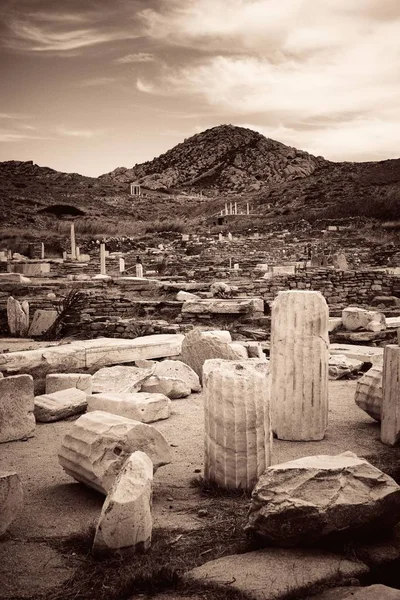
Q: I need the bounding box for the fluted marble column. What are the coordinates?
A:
[203,359,271,491]
[355,363,382,422]
[270,290,329,441]
[381,345,400,446]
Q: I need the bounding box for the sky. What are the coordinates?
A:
[0,0,399,177]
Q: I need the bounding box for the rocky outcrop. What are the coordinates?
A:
[246,451,400,545]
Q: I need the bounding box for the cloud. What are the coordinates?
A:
[115,52,155,64]
[56,126,105,138]
[0,131,51,142]
[0,112,31,120]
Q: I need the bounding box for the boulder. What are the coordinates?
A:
[246,451,400,546]
[355,364,382,421]
[45,373,93,395]
[58,411,172,494]
[137,359,201,392]
[181,329,248,383]
[140,375,191,399]
[7,297,29,337]
[0,375,35,443]
[92,365,153,394]
[342,307,386,332]
[328,354,363,380]
[93,451,153,554]
[87,392,170,422]
[34,388,88,422]
[28,310,58,337]
[0,472,23,536]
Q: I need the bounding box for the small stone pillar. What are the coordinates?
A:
[203,359,272,491]
[233,263,239,270]
[62,251,67,260]
[381,345,400,446]
[225,202,228,215]
[228,232,233,242]
[119,258,125,273]
[100,243,106,275]
[76,246,80,259]
[218,233,223,242]
[270,290,329,441]
[136,264,143,278]
[230,202,233,215]
[70,222,76,260]
[41,243,45,259]
[246,203,250,215]
[234,202,237,215]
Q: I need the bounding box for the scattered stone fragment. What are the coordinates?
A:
[58,410,172,494]
[246,451,400,546]
[342,307,386,332]
[0,374,35,443]
[87,392,170,422]
[210,282,231,297]
[355,364,382,421]
[45,373,93,395]
[330,344,383,364]
[138,359,201,392]
[7,297,29,337]
[328,354,363,380]
[34,388,87,422]
[93,451,153,554]
[181,329,248,383]
[140,375,191,399]
[203,359,271,490]
[28,309,58,337]
[185,549,368,600]
[0,472,23,536]
[92,365,153,394]
[176,290,200,301]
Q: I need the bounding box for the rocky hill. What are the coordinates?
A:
[101,124,326,193]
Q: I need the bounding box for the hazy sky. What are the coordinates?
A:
[1,0,399,176]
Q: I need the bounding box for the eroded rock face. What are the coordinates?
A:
[93,451,153,554]
[355,364,382,421]
[58,411,172,494]
[0,375,35,443]
[342,307,386,332]
[246,451,400,546]
[181,329,248,383]
[7,297,29,337]
[87,392,171,423]
[203,359,271,491]
[0,472,23,536]
[34,388,88,422]
[92,365,153,394]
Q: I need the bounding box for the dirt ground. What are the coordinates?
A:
[0,379,397,599]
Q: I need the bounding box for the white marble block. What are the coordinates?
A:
[7,297,29,337]
[45,373,93,395]
[0,375,35,443]
[203,359,271,491]
[270,291,329,441]
[93,451,153,554]
[87,392,171,423]
[355,364,383,422]
[58,411,172,494]
[0,472,23,536]
[381,345,400,447]
[92,365,153,394]
[34,388,88,422]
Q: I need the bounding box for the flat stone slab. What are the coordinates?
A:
[0,334,184,376]
[28,309,58,336]
[330,344,383,364]
[87,392,171,422]
[185,549,368,600]
[34,388,88,422]
[182,297,264,315]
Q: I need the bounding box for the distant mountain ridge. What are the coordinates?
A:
[101,124,327,194]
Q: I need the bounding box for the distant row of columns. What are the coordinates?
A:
[220,203,250,216]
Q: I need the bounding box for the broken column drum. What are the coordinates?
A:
[203,359,272,491]
[381,345,400,447]
[270,291,329,441]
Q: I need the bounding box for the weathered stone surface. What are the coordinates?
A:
[0,335,184,377]
[34,388,87,422]
[176,290,199,301]
[355,364,382,421]
[345,585,400,600]
[7,297,29,337]
[0,472,23,536]
[328,354,363,380]
[92,365,153,394]
[328,317,342,332]
[87,392,170,422]
[185,549,368,600]
[332,253,348,270]
[58,411,172,494]
[381,345,400,447]
[46,373,93,395]
[28,309,58,337]
[271,291,329,441]
[182,297,263,315]
[181,329,248,383]
[140,375,191,399]
[247,451,400,546]
[342,307,386,332]
[0,375,35,443]
[330,344,383,364]
[203,359,271,490]
[93,451,153,554]
[150,359,201,392]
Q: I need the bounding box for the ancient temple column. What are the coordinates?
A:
[381,345,400,446]
[70,222,76,260]
[270,290,329,441]
[203,359,271,491]
[100,243,106,275]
